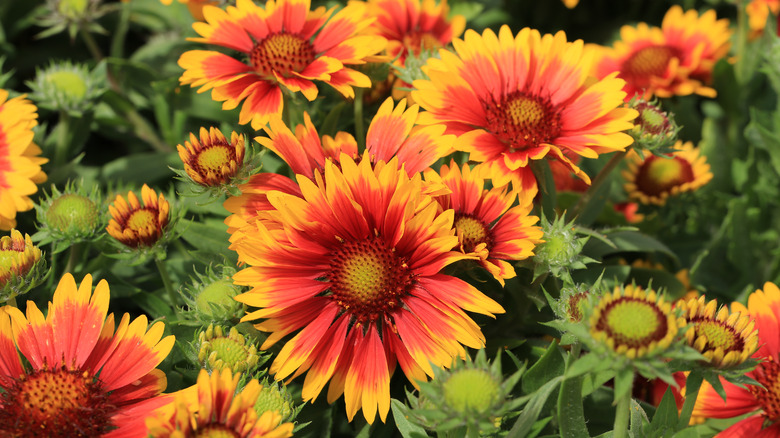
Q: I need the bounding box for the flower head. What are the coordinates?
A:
[180,264,245,323]
[427,161,543,285]
[678,295,759,368]
[35,182,103,251]
[623,141,712,206]
[747,0,780,39]
[692,283,780,435]
[177,126,246,188]
[178,0,387,129]
[0,273,175,437]
[0,89,48,231]
[38,0,115,39]
[365,0,465,65]
[0,229,45,303]
[107,184,171,249]
[229,153,503,423]
[146,368,294,438]
[412,26,637,192]
[26,60,106,115]
[589,284,682,359]
[628,98,679,154]
[592,5,731,100]
[197,324,263,373]
[404,349,522,434]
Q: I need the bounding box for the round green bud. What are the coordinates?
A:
[47,193,99,233]
[442,369,501,415]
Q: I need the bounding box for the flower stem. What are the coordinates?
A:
[612,391,631,438]
[677,370,703,429]
[63,243,82,274]
[354,88,365,150]
[569,150,628,220]
[6,296,17,308]
[78,23,104,62]
[55,110,71,166]
[155,257,178,307]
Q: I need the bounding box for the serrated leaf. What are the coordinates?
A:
[390,399,429,438]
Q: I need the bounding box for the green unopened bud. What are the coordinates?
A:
[27,61,106,115]
[35,182,103,253]
[533,214,592,280]
[254,379,297,425]
[443,368,500,415]
[198,324,261,373]
[181,265,244,324]
[57,0,89,19]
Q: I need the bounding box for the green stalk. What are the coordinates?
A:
[677,370,703,429]
[569,150,628,219]
[354,88,366,150]
[78,23,104,62]
[155,257,179,307]
[6,296,17,308]
[110,1,131,58]
[63,243,82,274]
[612,390,631,438]
[55,110,71,166]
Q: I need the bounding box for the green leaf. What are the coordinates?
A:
[648,387,679,435]
[507,377,564,438]
[584,230,678,263]
[179,218,234,262]
[391,399,429,438]
[131,291,174,320]
[522,340,565,394]
[101,152,179,184]
[565,352,613,379]
[630,399,649,438]
[557,373,589,438]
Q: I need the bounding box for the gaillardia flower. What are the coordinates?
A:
[365,0,465,64]
[592,5,731,100]
[224,97,453,240]
[412,26,637,191]
[178,0,387,129]
[0,273,175,437]
[177,126,246,187]
[678,295,758,368]
[146,368,294,438]
[427,161,543,285]
[0,89,48,231]
[747,0,780,39]
[589,284,682,359]
[0,229,45,303]
[692,283,780,436]
[229,154,503,423]
[623,141,712,206]
[107,184,170,249]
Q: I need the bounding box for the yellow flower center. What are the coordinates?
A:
[484,91,561,151]
[749,358,780,421]
[196,145,233,175]
[250,33,315,79]
[0,366,113,436]
[47,193,99,232]
[127,208,157,232]
[596,297,667,349]
[635,155,695,196]
[692,319,739,351]
[328,237,413,323]
[194,425,241,438]
[45,70,88,100]
[443,369,500,414]
[622,45,679,84]
[206,337,248,371]
[453,214,491,253]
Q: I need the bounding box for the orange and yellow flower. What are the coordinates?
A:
[0,273,175,437]
[178,126,245,187]
[692,283,780,436]
[365,0,465,64]
[592,5,731,100]
[160,0,220,21]
[224,97,453,238]
[147,368,294,438]
[747,0,780,39]
[107,184,171,248]
[178,0,386,129]
[427,161,543,285]
[228,153,503,424]
[623,140,712,205]
[412,26,637,192]
[0,90,47,231]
